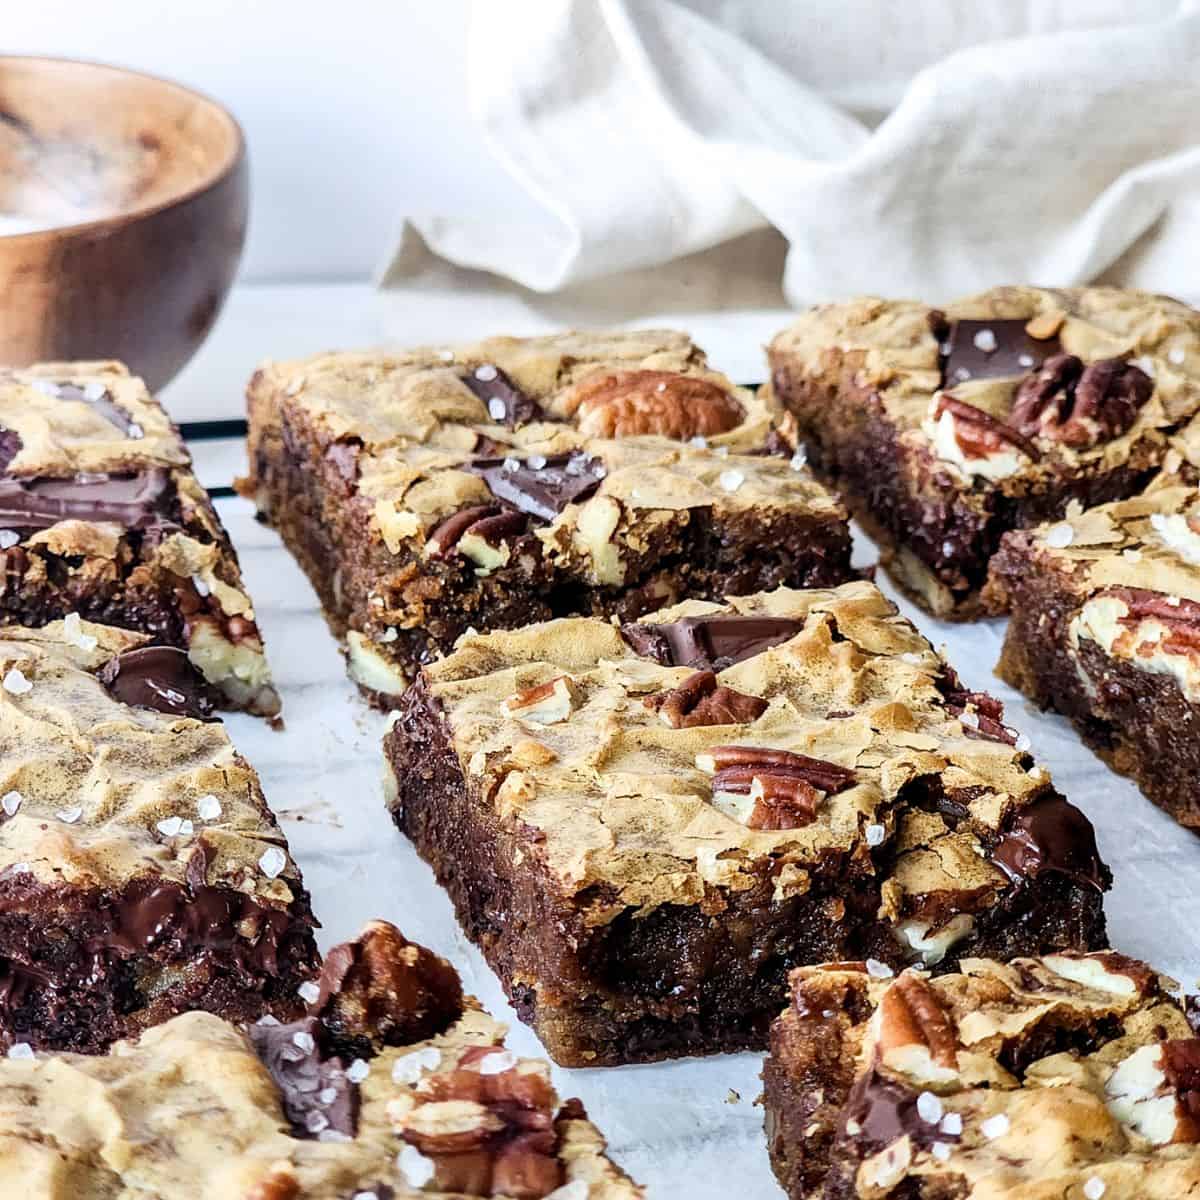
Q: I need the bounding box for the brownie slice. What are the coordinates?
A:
[0,619,317,1053]
[384,579,1109,1067]
[764,952,1200,1198]
[0,921,642,1200]
[767,287,1200,618]
[0,360,279,714]
[241,329,851,707]
[989,481,1200,831]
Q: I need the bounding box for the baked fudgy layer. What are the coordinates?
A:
[0,621,318,1053]
[0,873,317,1054]
[387,671,1106,1067]
[993,534,1200,830]
[0,361,279,714]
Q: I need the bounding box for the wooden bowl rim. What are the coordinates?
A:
[0,54,246,243]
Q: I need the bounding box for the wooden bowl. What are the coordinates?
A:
[0,57,248,391]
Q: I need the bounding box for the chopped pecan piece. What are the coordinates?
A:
[310,920,464,1054]
[697,745,855,829]
[1107,1038,1200,1145]
[1010,354,1152,448]
[501,676,577,725]
[1099,586,1200,659]
[644,670,767,728]
[933,394,1041,463]
[395,1049,564,1198]
[936,668,1018,745]
[876,972,960,1072]
[562,369,744,441]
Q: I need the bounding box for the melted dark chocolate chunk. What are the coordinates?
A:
[50,381,139,437]
[249,1015,358,1139]
[0,469,172,530]
[620,614,805,670]
[0,427,21,473]
[990,793,1108,892]
[98,646,215,721]
[464,364,542,428]
[940,318,1062,386]
[467,452,606,522]
[841,1065,952,1153]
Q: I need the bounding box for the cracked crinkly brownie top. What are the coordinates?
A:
[771,286,1200,484]
[249,329,838,578]
[412,580,1105,941]
[0,360,278,715]
[0,619,301,909]
[784,953,1200,1198]
[0,921,641,1199]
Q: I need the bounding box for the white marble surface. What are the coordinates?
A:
[191,291,1200,1198]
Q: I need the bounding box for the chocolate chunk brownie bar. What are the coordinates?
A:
[385,579,1109,1067]
[989,481,1200,831]
[0,619,317,1053]
[764,952,1200,1199]
[0,921,641,1200]
[767,287,1200,618]
[242,330,851,706]
[0,361,279,714]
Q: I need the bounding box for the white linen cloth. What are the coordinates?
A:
[388,0,1200,308]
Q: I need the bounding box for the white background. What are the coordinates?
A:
[4,0,541,281]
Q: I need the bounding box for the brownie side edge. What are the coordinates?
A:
[992,532,1200,831]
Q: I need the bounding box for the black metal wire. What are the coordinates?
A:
[181,418,248,441]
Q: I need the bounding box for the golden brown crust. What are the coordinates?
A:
[769,287,1200,489]
[414,580,1070,929]
[0,620,297,901]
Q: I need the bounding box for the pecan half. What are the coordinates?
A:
[644,670,767,728]
[429,504,529,560]
[1010,354,1152,448]
[876,973,960,1072]
[1102,586,1200,658]
[311,920,464,1055]
[562,369,744,441]
[933,394,1041,462]
[697,745,855,829]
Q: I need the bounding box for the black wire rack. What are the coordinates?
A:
[182,418,248,500]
